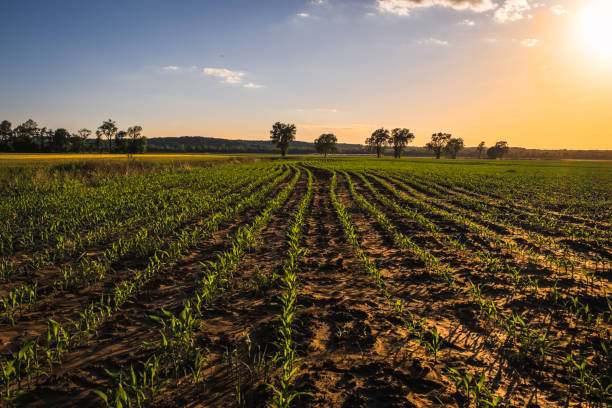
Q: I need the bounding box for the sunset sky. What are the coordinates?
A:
[1,0,611,149]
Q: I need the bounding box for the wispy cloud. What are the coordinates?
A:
[297,12,310,17]
[416,37,450,46]
[551,4,568,15]
[202,67,264,89]
[494,0,531,23]
[162,65,180,71]
[203,68,245,84]
[521,38,539,47]
[460,19,476,26]
[244,82,264,89]
[377,0,496,16]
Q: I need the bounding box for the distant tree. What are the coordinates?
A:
[487,141,510,159]
[128,136,147,156]
[34,127,50,152]
[0,120,12,151]
[71,128,91,152]
[494,141,509,158]
[269,122,296,157]
[477,141,486,159]
[126,126,146,156]
[314,133,337,158]
[51,128,71,152]
[94,131,103,152]
[426,132,451,159]
[115,130,128,153]
[366,128,390,158]
[391,128,414,159]
[12,119,38,152]
[97,119,118,153]
[444,137,464,159]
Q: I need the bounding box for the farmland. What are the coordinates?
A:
[0,156,611,408]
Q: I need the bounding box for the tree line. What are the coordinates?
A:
[270,122,510,159]
[0,118,147,155]
[0,118,511,159]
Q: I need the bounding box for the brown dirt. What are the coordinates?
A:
[4,166,610,408]
[13,172,297,408]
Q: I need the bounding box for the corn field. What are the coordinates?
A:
[0,156,610,408]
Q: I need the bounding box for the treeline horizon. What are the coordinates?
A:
[147,135,612,160]
[0,118,146,155]
[1,118,611,160]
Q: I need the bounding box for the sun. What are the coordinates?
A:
[579,0,612,57]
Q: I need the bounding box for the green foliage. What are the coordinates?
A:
[313,133,337,158]
[270,122,297,157]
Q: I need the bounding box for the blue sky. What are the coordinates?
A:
[1,0,610,149]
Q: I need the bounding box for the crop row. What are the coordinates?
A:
[0,165,294,403]
[389,172,611,272]
[92,167,302,407]
[0,165,272,283]
[329,170,504,407]
[342,170,612,405]
[0,166,287,326]
[361,172,612,329]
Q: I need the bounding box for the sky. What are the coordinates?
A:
[0,0,611,149]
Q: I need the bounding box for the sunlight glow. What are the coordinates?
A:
[579,1,612,58]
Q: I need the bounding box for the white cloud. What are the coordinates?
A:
[162,65,180,71]
[551,5,568,15]
[377,0,496,16]
[203,67,245,84]
[494,0,531,23]
[521,38,539,47]
[461,19,476,26]
[416,37,450,46]
[244,82,264,89]
[297,12,310,17]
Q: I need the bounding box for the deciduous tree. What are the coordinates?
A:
[0,120,12,151]
[487,141,509,159]
[314,133,337,158]
[270,122,296,157]
[477,141,485,159]
[127,126,146,156]
[115,130,128,153]
[71,128,91,153]
[12,119,38,152]
[366,128,390,158]
[391,128,414,158]
[444,137,464,159]
[51,128,71,152]
[97,119,118,153]
[426,132,451,159]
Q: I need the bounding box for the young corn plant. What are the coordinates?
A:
[270,168,313,408]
